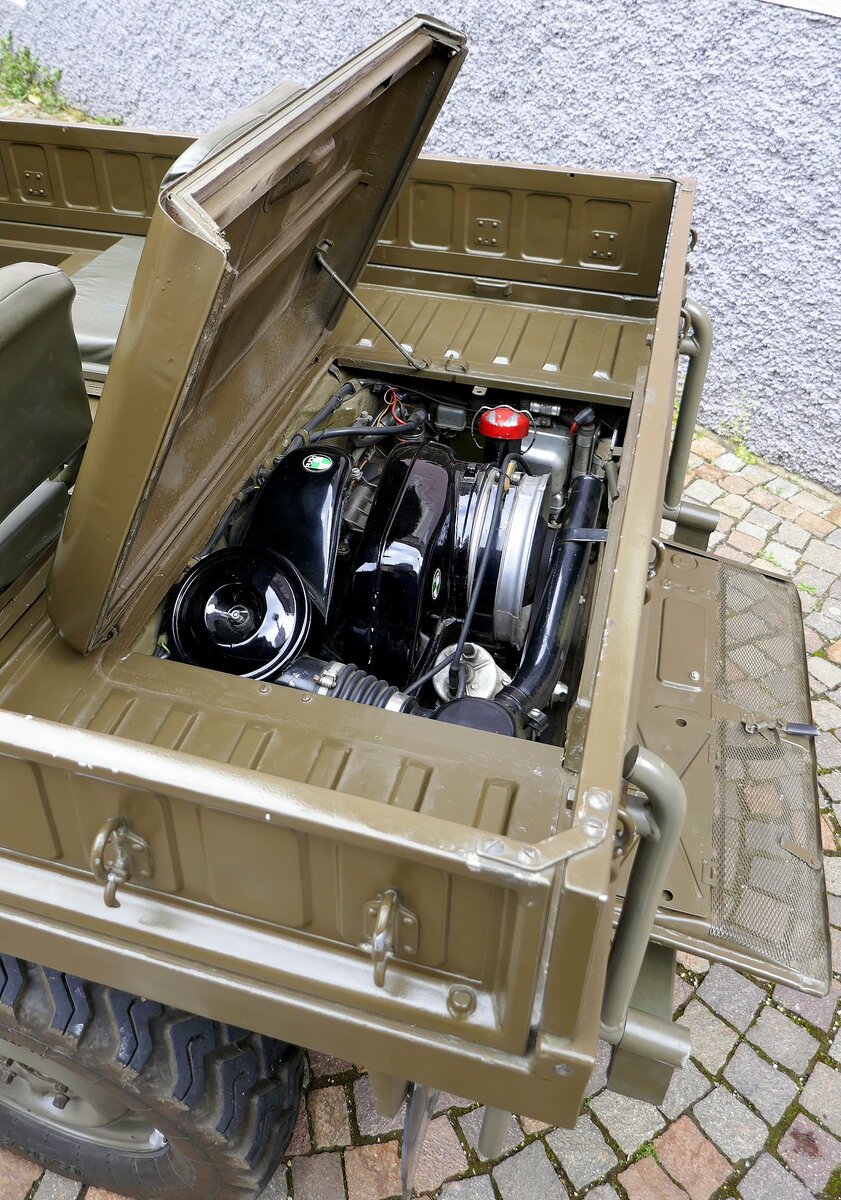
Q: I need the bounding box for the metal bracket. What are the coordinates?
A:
[362,890,419,987]
[90,817,153,909]
[315,241,428,370]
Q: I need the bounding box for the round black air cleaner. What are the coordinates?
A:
[166,547,311,679]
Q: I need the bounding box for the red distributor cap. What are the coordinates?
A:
[478,406,530,440]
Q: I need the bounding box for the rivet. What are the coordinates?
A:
[447,986,477,1018]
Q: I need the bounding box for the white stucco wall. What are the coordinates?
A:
[5,0,840,488]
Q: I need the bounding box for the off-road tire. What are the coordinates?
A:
[0,955,303,1200]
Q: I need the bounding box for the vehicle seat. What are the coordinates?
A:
[71,79,303,369]
[0,263,91,585]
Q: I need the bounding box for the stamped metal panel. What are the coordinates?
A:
[46,18,467,656]
[334,283,654,402]
[369,156,675,297]
[0,120,191,235]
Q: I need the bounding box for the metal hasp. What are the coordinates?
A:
[363,890,419,987]
[315,241,428,370]
[662,299,716,549]
[89,817,153,908]
[600,747,690,1103]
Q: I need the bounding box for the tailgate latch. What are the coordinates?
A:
[90,817,154,909]
[363,890,419,987]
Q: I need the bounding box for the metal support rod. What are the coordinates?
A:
[664,298,713,511]
[316,242,428,370]
[601,747,687,1041]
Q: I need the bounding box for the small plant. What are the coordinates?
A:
[0,32,65,113]
[797,581,817,595]
[758,547,783,569]
[718,400,758,466]
[630,1141,661,1165]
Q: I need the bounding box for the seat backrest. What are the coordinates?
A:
[0,263,91,524]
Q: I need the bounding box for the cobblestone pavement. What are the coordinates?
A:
[2,427,840,1199]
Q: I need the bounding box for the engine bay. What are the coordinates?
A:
[159,375,625,742]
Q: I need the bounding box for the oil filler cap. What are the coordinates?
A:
[167,547,311,680]
[478,406,530,441]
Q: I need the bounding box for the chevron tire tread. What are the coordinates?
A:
[0,956,302,1200]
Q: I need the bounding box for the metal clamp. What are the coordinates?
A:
[363,890,418,987]
[90,817,153,909]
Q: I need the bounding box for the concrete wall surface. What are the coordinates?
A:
[4,0,840,488]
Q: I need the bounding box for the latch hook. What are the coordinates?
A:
[90,817,153,909]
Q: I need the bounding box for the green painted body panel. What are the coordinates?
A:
[0,17,827,1129]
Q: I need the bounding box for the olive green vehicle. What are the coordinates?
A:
[0,16,830,1199]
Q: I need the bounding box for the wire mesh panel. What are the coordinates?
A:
[710,563,829,988]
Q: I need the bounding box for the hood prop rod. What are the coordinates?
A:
[316,240,428,370]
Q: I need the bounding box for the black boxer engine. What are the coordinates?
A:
[166,441,553,691]
[164,399,604,737]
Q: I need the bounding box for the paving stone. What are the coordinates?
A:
[823,856,841,895]
[673,975,693,1010]
[828,890,841,925]
[308,1050,352,1078]
[830,640,841,663]
[519,1114,552,1134]
[735,518,770,541]
[434,1091,475,1114]
[459,1108,522,1157]
[749,505,784,530]
[804,626,823,654]
[715,452,745,472]
[616,1156,686,1200]
[82,1192,131,1200]
[802,539,841,574]
[831,1026,841,1062]
[546,1115,617,1190]
[796,510,835,537]
[492,1140,567,1200]
[819,773,841,805]
[693,1087,767,1161]
[823,813,838,850]
[746,485,780,511]
[30,1176,81,1200]
[659,1059,712,1120]
[737,1151,813,1200]
[760,540,800,572]
[686,478,724,505]
[800,1060,841,1136]
[729,530,763,555]
[697,964,765,1033]
[653,1114,731,1200]
[827,505,841,525]
[716,543,751,564]
[810,699,841,730]
[309,1083,351,1148]
[773,978,840,1027]
[741,464,775,485]
[585,1038,611,1097]
[682,999,739,1072]
[765,477,799,499]
[677,952,709,976]
[792,488,831,515]
[691,436,723,462]
[261,1165,289,1199]
[695,464,727,482]
[772,499,803,520]
[775,520,811,550]
[284,1099,311,1156]
[344,1140,403,1200]
[779,1111,841,1193]
[720,475,753,497]
[412,1116,469,1194]
[588,1089,665,1155]
[815,731,841,768]
[723,1043,797,1124]
[797,567,836,600]
[291,1154,345,1200]
[438,1177,496,1200]
[583,1188,620,1200]
[809,656,841,692]
[0,1150,41,1200]
[746,1006,818,1074]
[352,1075,405,1136]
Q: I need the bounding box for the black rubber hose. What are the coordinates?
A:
[495,472,603,722]
[286,381,360,454]
[309,415,424,444]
